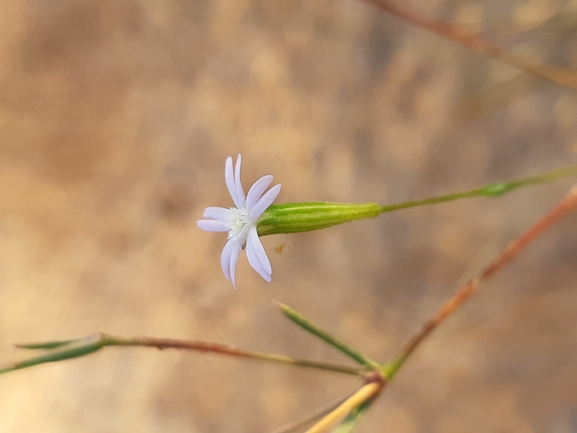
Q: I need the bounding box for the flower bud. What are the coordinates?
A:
[256,202,381,236]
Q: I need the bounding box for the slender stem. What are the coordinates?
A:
[1,333,367,377]
[305,382,382,433]
[363,0,577,90]
[379,189,477,213]
[379,165,577,214]
[387,186,577,377]
[104,334,366,376]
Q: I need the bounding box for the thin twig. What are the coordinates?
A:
[108,334,367,376]
[363,0,577,90]
[388,186,577,375]
[1,333,367,377]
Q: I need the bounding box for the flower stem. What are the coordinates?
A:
[258,165,577,237]
[379,165,577,213]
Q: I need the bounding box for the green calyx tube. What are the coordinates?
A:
[257,202,381,236]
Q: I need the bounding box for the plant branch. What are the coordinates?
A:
[1,333,367,377]
[363,0,577,90]
[387,185,577,377]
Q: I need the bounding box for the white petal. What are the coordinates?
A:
[249,184,281,221]
[221,239,242,288]
[224,156,240,207]
[233,154,246,208]
[197,219,228,232]
[203,207,232,219]
[246,227,272,282]
[246,175,273,211]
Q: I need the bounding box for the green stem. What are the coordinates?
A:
[379,165,577,213]
[380,356,407,380]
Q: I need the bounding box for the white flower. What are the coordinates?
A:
[197,155,281,288]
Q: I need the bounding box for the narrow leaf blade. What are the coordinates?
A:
[278,303,380,370]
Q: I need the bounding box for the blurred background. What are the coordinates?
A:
[1,0,577,432]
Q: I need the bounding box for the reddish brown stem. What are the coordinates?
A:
[363,0,577,90]
[2,333,367,377]
[103,334,366,377]
[399,186,577,362]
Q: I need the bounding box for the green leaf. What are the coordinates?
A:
[16,336,92,350]
[0,334,105,374]
[278,303,381,370]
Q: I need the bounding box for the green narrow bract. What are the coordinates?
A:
[257,202,381,236]
[278,303,381,370]
[0,335,106,374]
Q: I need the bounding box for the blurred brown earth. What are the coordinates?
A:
[0,1,577,432]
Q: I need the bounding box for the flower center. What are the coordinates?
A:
[225,207,253,242]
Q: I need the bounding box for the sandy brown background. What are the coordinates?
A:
[1,1,577,432]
